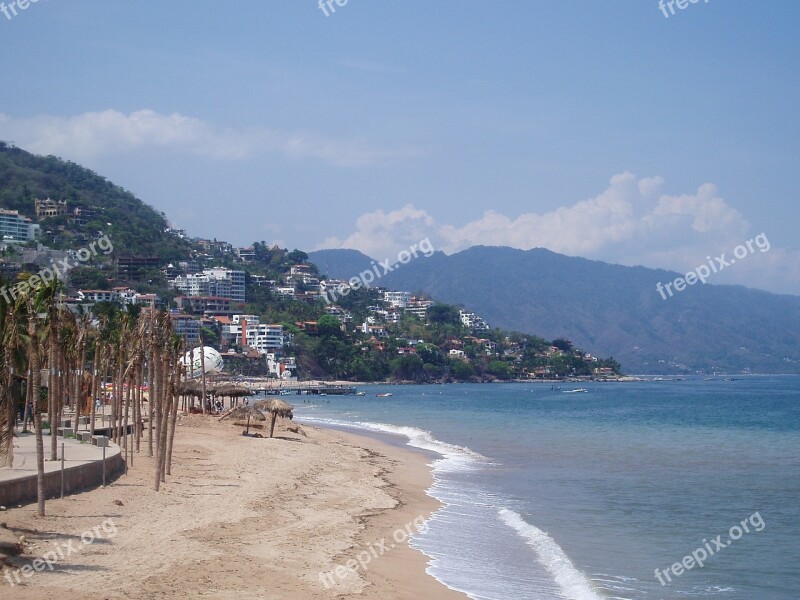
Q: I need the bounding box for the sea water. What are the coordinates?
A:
[294,377,800,599]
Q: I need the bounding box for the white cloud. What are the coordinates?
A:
[319,173,800,294]
[0,109,423,167]
[317,204,435,259]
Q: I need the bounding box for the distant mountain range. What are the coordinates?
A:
[309,246,800,374]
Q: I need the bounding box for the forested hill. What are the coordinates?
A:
[310,246,800,375]
[0,142,190,260]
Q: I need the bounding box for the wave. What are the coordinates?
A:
[298,415,487,472]
[499,508,603,600]
[300,414,603,600]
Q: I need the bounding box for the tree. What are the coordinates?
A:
[287,250,308,264]
[449,359,474,380]
[551,338,574,353]
[416,343,443,366]
[390,354,425,382]
[26,279,60,516]
[487,360,513,380]
[317,315,343,339]
[428,304,460,326]
[0,280,26,467]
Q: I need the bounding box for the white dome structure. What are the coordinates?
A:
[182,347,225,379]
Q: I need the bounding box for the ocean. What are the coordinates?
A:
[293,377,800,599]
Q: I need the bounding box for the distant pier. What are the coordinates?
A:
[251,382,358,396]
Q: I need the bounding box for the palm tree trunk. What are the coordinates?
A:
[135,363,143,452]
[166,351,182,476]
[0,348,16,467]
[123,375,131,463]
[156,353,169,486]
[74,344,82,436]
[199,345,207,414]
[48,334,57,461]
[153,342,164,491]
[147,347,155,457]
[29,320,46,517]
[23,370,32,433]
[90,345,100,436]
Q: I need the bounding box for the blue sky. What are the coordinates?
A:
[1,1,798,293]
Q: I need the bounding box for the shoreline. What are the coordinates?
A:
[0,414,467,599]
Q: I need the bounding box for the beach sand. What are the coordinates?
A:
[0,414,467,599]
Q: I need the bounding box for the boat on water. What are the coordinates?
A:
[355,391,366,396]
[562,388,588,393]
[376,393,393,397]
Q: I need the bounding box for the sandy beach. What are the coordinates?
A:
[0,414,467,599]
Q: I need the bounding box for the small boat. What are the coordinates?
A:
[355,391,366,396]
[562,388,588,393]
[278,390,292,396]
[376,393,393,398]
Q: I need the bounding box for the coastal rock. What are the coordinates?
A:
[0,528,22,556]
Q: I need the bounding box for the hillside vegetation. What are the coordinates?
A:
[310,246,800,374]
[0,142,190,260]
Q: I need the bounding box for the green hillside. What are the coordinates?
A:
[0,142,190,260]
[310,246,800,375]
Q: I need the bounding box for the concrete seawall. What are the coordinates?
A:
[0,442,125,507]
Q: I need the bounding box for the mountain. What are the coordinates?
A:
[0,142,190,260]
[309,246,800,374]
[308,248,378,282]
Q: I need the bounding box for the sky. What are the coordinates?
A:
[1,0,798,294]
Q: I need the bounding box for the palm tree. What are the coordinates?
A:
[73,311,92,437]
[165,336,184,476]
[0,285,25,467]
[24,277,63,516]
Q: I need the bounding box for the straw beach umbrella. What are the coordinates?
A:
[219,405,266,435]
[212,383,253,409]
[253,398,294,438]
[178,380,203,412]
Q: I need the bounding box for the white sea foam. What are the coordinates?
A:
[298,416,487,472]
[300,414,602,600]
[499,508,603,600]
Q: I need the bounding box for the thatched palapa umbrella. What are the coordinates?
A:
[178,380,204,412]
[219,405,266,435]
[212,383,253,409]
[253,398,294,438]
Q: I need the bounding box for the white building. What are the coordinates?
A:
[224,315,285,355]
[405,298,433,319]
[459,310,489,332]
[173,314,201,345]
[78,289,119,303]
[361,322,389,338]
[205,267,246,302]
[266,353,297,380]
[172,267,246,302]
[384,291,412,308]
[0,209,40,241]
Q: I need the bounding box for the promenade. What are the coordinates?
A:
[0,424,124,507]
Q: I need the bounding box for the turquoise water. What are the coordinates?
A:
[293,378,800,599]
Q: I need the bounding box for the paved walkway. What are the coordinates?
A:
[0,428,120,485]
